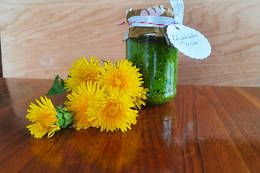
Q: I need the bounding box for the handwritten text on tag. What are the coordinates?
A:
[166,24,211,59]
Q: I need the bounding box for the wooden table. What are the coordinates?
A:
[1,78,260,173]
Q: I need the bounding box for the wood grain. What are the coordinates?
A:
[0,0,260,86]
[1,78,260,172]
[0,41,2,77]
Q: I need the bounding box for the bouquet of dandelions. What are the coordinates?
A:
[26,57,148,139]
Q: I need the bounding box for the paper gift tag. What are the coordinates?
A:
[166,24,211,59]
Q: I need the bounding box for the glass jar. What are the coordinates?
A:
[126,34,178,105]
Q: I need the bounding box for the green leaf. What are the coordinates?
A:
[46,75,67,96]
[64,113,72,120]
[55,106,74,129]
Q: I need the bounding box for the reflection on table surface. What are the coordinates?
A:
[1,78,260,173]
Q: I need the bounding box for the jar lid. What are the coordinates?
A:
[126,5,174,20]
[126,5,175,39]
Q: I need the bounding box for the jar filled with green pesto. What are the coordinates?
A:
[125,6,178,105]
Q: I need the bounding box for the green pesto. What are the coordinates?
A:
[126,36,178,105]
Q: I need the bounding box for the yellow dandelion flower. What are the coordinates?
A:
[101,59,147,109]
[134,88,149,110]
[65,56,102,91]
[87,87,138,132]
[65,82,99,130]
[26,96,60,139]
